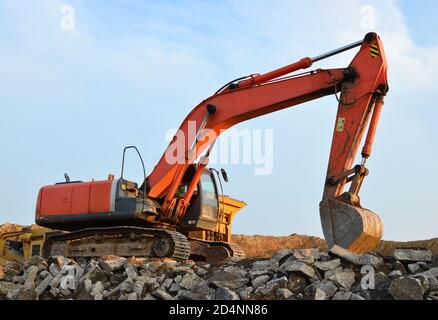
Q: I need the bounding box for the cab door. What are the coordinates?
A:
[181,170,220,231]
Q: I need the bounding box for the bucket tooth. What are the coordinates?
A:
[320,198,383,255]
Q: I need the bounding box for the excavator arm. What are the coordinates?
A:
[146,32,388,255]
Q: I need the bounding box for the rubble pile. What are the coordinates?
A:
[1,248,437,300]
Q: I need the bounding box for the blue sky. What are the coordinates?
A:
[0,0,437,240]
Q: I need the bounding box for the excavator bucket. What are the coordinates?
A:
[320,198,383,256]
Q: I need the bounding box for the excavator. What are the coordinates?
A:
[32,32,388,262]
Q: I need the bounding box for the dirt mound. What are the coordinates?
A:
[232,234,438,258]
[232,234,327,258]
[0,223,38,234]
[376,239,438,256]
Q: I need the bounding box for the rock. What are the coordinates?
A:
[27,256,47,268]
[91,281,104,297]
[49,263,60,277]
[142,260,164,273]
[119,278,135,294]
[432,253,438,267]
[169,283,180,294]
[215,287,240,300]
[222,266,247,277]
[238,286,253,300]
[287,274,308,295]
[75,279,93,300]
[282,260,315,279]
[276,288,293,299]
[39,270,51,279]
[99,256,127,272]
[94,293,104,300]
[332,291,364,300]
[16,287,38,300]
[24,266,38,289]
[249,270,273,279]
[271,250,293,263]
[368,272,393,300]
[252,275,270,288]
[0,281,22,298]
[109,273,126,286]
[393,249,432,262]
[291,249,319,263]
[124,264,138,278]
[179,273,206,291]
[319,252,332,262]
[193,266,208,277]
[143,293,156,300]
[388,270,403,279]
[252,259,279,271]
[254,285,274,296]
[128,293,139,300]
[163,278,173,289]
[314,288,327,300]
[314,259,341,272]
[304,280,337,300]
[413,267,438,281]
[266,276,288,290]
[427,291,438,300]
[35,274,53,296]
[176,289,206,300]
[327,270,356,290]
[12,274,27,285]
[3,262,21,278]
[357,254,384,269]
[407,263,422,274]
[82,261,110,283]
[152,288,174,300]
[323,267,343,279]
[392,260,408,275]
[210,269,249,290]
[390,276,426,300]
[50,272,64,290]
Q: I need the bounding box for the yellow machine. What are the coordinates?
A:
[0,227,58,265]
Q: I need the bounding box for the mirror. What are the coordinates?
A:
[220,168,229,183]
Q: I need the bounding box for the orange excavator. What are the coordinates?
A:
[35,32,388,262]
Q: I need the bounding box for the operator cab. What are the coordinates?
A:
[179,167,224,232]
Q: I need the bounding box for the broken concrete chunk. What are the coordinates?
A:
[99,255,127,272]
[314,259,341,272]
[393,249,432,262]
[210,270,248,290]
[304,280,337,300]
[35,274,53,297]
[252,259,279,271]
[24,266,38,290]
[357,254,384,269]
[252,275,271,288]
[390,276,426,300]
[179,273,205,291]
[407,263,423,274]
[327,270,356,290]
[287,274,307,295]
[152,288,174,300]
[282,260,315,279]
[276,287,293,299]
[215,287,240,300]
[388,270,403,279]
